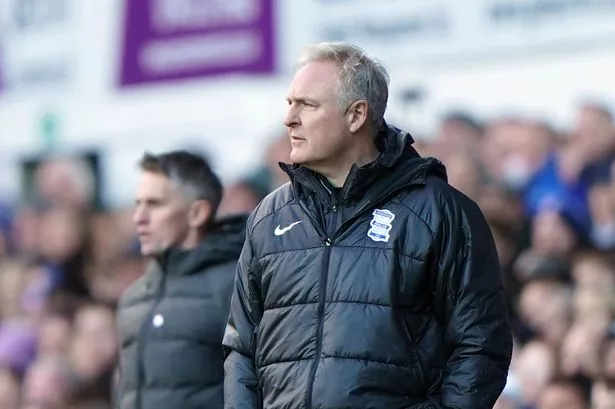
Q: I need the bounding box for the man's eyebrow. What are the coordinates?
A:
[286,96,318,104]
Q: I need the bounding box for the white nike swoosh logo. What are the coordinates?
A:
[274,221,302,236]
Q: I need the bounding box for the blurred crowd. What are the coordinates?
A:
[0,101,614,409]
[420,102,615,409]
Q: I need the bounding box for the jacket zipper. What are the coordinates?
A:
[305,236,332,409]
[135,274,167,409]
[296,199,332,409]
[298,183,420,409]
[297,200,328,240]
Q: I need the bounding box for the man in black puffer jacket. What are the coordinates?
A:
[116,151,246,409]
[223,42,513,409]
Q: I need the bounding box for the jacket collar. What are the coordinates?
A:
[280,123,446,206]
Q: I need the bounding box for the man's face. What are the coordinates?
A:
[532,210,577,256]
[38,207,82,262]
[71,306,117,378]
[133,171,191,256]
[283,61,352,169]
[513,341,556,403]
[575,106,614,155]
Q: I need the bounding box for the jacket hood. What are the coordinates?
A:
[156,214,247,276]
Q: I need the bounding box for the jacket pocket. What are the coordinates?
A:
[399,314,428,395]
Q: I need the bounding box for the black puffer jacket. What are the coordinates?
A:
[116,215,246,409]
[223,126,512,409]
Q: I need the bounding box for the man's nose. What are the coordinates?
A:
[133,207,147,225]
[283,106,299,128]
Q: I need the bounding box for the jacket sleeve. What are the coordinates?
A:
[429,190,513,409]
[223,227,262,409]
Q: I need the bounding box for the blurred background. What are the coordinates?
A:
[1,0,615,408]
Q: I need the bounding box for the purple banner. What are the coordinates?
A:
[119,0,275,87]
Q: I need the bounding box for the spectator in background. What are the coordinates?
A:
[224,42,512,409]
[513,340,558,406]
[0,367,20,409]
[36,206,92,299]
[430,110,484,160]
[245,132,292,198]
[33,156,97,211]
[218,181,262,217]
[537,376,591,409]
[482,118,554,195]
[0,202,14,258]
[588,159,615,250]
[115,151,246,409]
[21,355,75,409]
[219,133,292,218]
[68,302,117,407]
[524,102,615,247]
[36,310,73,359]
[601,323,615,380]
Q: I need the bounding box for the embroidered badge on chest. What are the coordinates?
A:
[367,209,395,242]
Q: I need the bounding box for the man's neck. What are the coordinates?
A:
[319,135,380,188]
[179,230,203,251]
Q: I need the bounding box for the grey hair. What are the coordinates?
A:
[296,42,390,131]
[138,151,223,221]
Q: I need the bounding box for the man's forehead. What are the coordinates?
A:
[288,61,339,98]
[139,171,168,185]
[137,172,173,194]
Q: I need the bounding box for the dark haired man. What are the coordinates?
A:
[116,151,246,409]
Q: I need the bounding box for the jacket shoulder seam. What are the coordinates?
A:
[392,198,436,239]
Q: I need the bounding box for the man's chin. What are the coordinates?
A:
[139,247,155,257]
[289,155,309,166]
[139,243,167,257]
[289,148,310,165]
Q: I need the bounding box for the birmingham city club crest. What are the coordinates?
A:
[367,209,395,242]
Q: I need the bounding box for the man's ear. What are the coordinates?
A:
[188,200,212,229]
[347,100,368,133]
